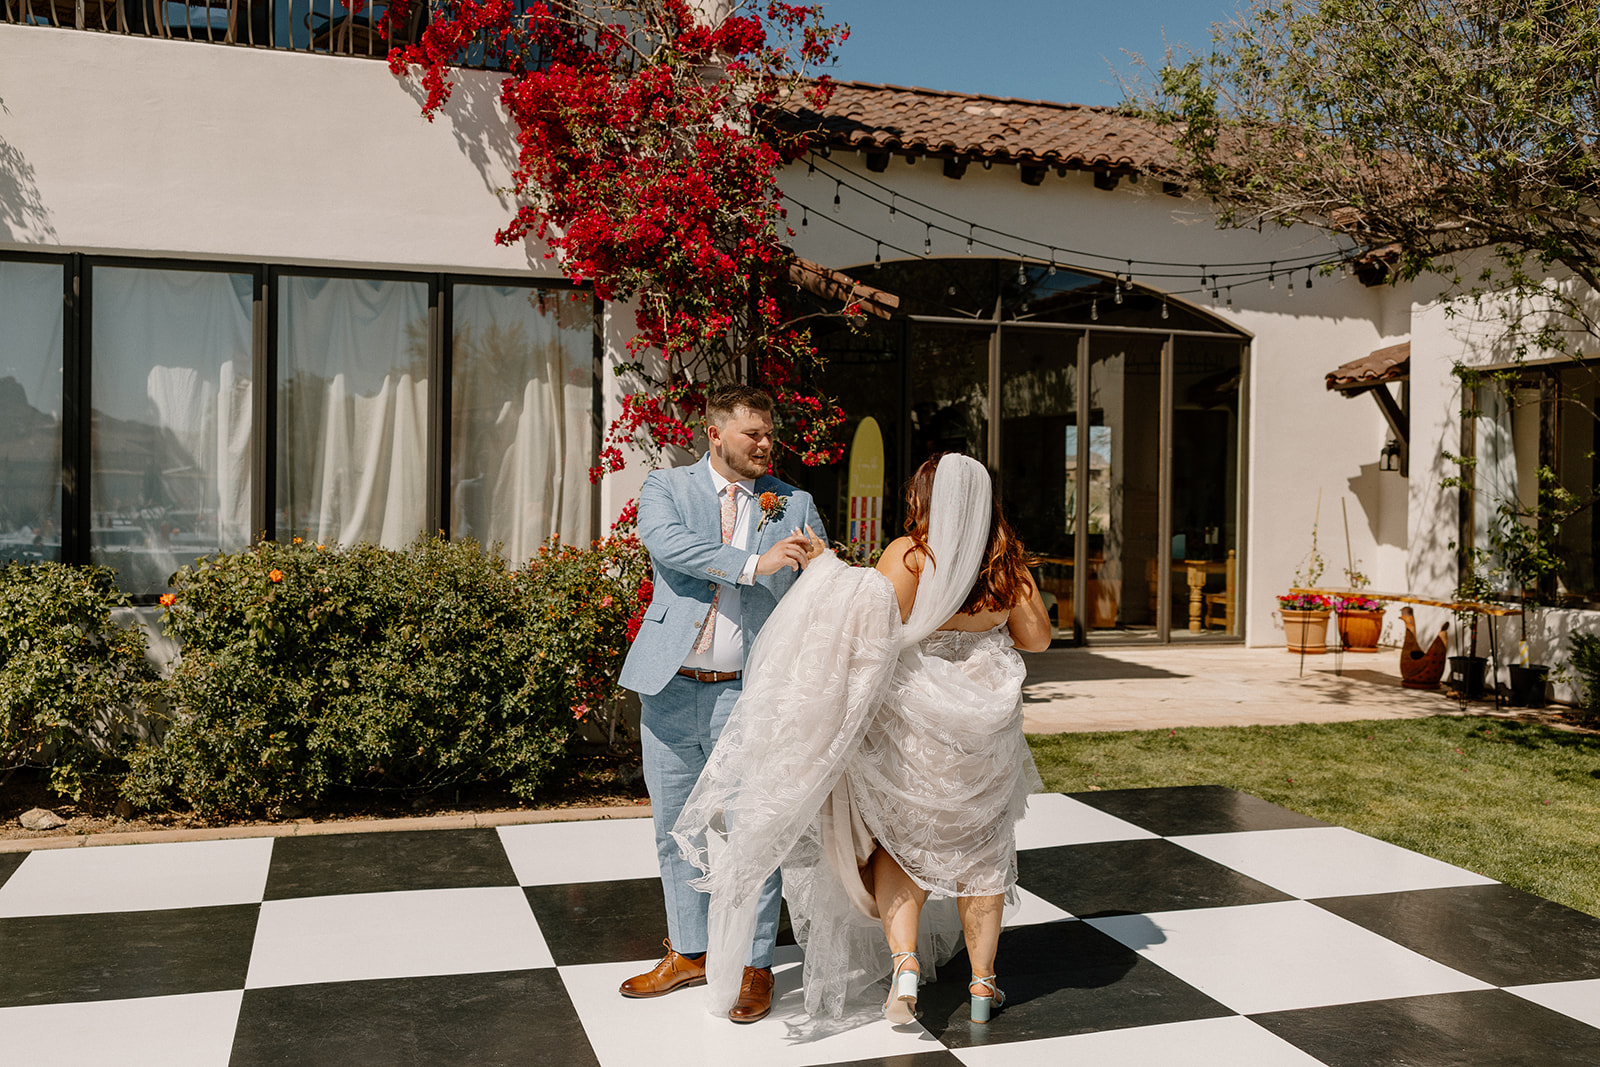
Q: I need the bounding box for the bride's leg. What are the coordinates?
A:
[869,847,926,963]
[956,893,1005,986]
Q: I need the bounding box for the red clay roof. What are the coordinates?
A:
[784,80,1179,174]
[1327,342,1410,390]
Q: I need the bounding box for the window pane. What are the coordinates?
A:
[91,266,254,595]
[0,260,63,563]
[1087,331,1164,634]
[278,275,429,549]
[1172,339,1243,637]
[1556,367,1599,598]
[450,284,594,561]
[908,324,988,465]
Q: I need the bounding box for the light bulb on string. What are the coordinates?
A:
[966,225,974,253]
[800,206,808,228]
[924,226,932,255]
[888,194,896,216]
[1091,298,1099,321]
[1268,262,1276,289]
[1047,250,1057,276]
[1199,265,1207,287]
[874,242,882,269]
[1017,260,1028,285]
[1161,299,1169,320]
[1226,287,1234,307]
[807,158,815,180]
[1305,267,1314,290]
[1287,276,1295,296]
[1114,277,1123,305]
[833,181,841,212]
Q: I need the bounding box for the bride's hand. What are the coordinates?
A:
[803,524,827,561]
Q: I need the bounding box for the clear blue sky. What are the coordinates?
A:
[818,1,1241,107]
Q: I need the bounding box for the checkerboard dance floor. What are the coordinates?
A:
[3,786,1599,1066]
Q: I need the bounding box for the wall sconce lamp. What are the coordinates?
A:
[1380,438,1402,471]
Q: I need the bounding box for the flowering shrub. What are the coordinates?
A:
[1334,596,1383,612]
[0,563,155,802]
[121,536,647,818]
[1277,593,1333,612]
[383,0,852,473]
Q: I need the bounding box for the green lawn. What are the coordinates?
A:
[1027,715,1600,918]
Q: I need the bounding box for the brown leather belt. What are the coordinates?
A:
[677,667,742,683]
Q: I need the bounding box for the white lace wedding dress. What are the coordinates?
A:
[672,455,1042,1018]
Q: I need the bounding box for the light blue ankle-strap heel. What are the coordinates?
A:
[885,951,919,1024]
[969,974,1005,1023]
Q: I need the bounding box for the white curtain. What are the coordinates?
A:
[91,267,253,593]
[279,276,429,549]
[451,285,593,562]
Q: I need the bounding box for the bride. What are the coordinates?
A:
[672,452,1051,1023]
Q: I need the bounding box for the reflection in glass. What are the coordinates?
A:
[90,266,253,594]
[451,285,594,563]
[909,324,988,466]
[0,261,63,563]
[1172,340,1243,636]
[1088,332,1163,633]
[278,276,430,549]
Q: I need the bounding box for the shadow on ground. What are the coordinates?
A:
[1020,650,1187,684]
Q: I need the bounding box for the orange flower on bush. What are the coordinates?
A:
[159,593,177,607]
[269,569,284,583]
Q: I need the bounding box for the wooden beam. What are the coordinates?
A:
[942,157,968,180]
[1093,171,1120,191]
[865,151,889,173]
[786,256,901,319]
[1020,164,1047,186]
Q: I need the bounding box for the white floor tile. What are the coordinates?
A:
[0,990,242,1067]
[0,838,274,917]
[1013,792,1159,851]
[560,945,944,1067]
[1003,885,1076,926]
[1169,826,1497,899]
[1505,978,1600,1029]
[951,1015,1328,1067]
[245,886,552,988]
[498,818,660,885]
[1088,899,1491,1015]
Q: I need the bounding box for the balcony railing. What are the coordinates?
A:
[1,0,537,64]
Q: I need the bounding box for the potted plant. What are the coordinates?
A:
[1278,592,1333,653]
[1335,594,1385,652]
[1447,547,1494,701]
[1489,477,1569,707]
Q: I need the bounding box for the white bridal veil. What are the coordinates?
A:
[672,454,1009,1017]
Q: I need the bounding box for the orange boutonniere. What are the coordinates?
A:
[756,491,787,531]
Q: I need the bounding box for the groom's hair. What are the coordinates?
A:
[705,384,774,427]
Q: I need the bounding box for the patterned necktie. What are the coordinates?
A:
[692,485,739,654]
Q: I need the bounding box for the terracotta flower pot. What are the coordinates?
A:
[1282,609,1331,653]
[1337,609,1384,652]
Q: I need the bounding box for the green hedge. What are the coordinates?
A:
[0,562,155,802]
[3,536,648,818]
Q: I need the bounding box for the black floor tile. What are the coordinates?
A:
[0,904,258,1007]
[263,829,518,899]
[1070,785,1328,836]
[523,877,675,966]
[1251,988,1600,1067]
[1019,838,1294,917]
[229,969,589,1067]
[918,918,1235,1048]
[0,851,26,890]
[1313,883,1600,986]
[810,1055,966,1067]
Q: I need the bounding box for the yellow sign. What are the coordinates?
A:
[845,417,885,552]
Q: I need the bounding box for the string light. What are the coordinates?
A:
[874,242,882,269]
[924,225,932,254]
[888,194,896,216]
[1268,262,1276,289]
[1226,287,1234,307]
[833,181,841,212]
[1288,276,1295,297]
[1047,250,1057,276]
[1017,260,1028,285]
[1114,277,1123,304]
[1161,299,1169,319]
[1091,298,1099,320]
[966,225,974,253]
[1305,267,1314,290]
[800,206,808,228]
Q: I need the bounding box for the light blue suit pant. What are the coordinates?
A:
[640,673,782,967]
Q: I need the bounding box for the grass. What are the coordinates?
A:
[1027,714,1600,918]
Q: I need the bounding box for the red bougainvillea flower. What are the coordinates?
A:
[269,569,284,583]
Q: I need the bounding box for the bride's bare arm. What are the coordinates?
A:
[874,536,922,622]
[1007,572,1053,652]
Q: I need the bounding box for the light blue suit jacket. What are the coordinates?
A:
[619,454,826,697]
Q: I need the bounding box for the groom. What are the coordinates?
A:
[617,384,825,1023]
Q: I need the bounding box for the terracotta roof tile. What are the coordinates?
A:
[1327,342,1410,390]
[783,81,1179,174]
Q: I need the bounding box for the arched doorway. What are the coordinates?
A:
[789,258,1250,645]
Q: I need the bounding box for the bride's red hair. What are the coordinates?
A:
[903,453,1035,614]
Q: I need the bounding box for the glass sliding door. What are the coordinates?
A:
[0,260,64,563]
[450,284,595,563]
[277,275,430,549]
[1000,325,1081,637]
[1171,338,1244,636]
[90,265,254,594]
[908,323,989,467]
[1087,331,1165,636]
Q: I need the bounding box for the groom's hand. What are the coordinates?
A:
[755,531,812,576]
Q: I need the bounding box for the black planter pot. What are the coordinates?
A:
[1448,656,1488,700]
[1507,663,1550,708]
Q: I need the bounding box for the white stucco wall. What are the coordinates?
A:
[782,154,1409,645]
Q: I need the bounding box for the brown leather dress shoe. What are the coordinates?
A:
[727,966,775,1023]
[618,939,707,998]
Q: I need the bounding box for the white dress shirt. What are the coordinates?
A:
[682,466,761,673]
